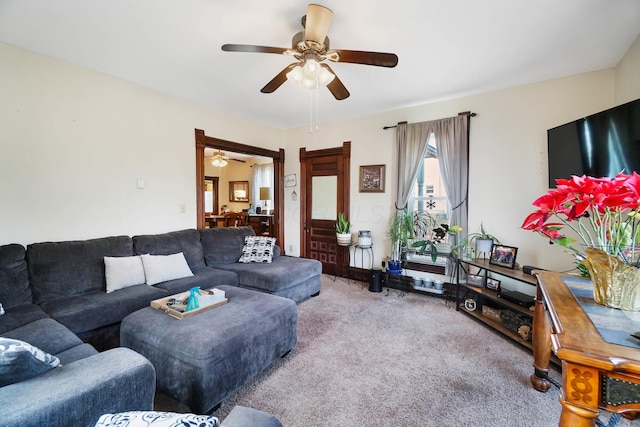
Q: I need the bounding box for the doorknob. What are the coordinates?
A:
[304,222,311,231]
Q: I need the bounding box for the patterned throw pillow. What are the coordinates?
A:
[95,411,219,427]
[0,337,61,387]
[238,236,276,263]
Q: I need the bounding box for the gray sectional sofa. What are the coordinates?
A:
[0,226,322,427]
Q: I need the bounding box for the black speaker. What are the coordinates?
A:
[369,269,383,293]
[523,265,543,275]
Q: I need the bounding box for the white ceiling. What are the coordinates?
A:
[1,0,639,129]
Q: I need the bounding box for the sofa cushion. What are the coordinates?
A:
[2,317,84,356]
[238,236,276,263]
[95,412,219,427]
[0,243,33,309]
[0,303,50,334]
[215,256,322,294]
[151,266,239,295]
[27,236,134,304]
[133,229,206,270]
[141,253,193,286]
[104,255,146,293]
[199,226,256,265]
[56,343,98,365]
[39,284,169,335]
[0,337,61,387]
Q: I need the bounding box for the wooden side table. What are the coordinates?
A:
[531,270,640,426]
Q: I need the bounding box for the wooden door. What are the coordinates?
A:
[300,142,351,275]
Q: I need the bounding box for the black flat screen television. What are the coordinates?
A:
[547,98,640,188]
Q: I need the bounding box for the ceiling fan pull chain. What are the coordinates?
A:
[315,82,320,131]
[309,88,313,133]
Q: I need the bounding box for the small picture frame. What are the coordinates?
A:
[489,244,518,269]
[284,174,297,188]
[486,277,501,291]
[466,274,483,288]
[359,164,385,193]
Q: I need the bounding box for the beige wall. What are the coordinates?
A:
[0,42,282,245]
[283,71,616,271]
[2,37,640,273]
[615,34,640,104]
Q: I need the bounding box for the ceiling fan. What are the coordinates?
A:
[221,4,398,100]
[208,151,246,167]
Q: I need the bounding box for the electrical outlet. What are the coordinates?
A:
[289,245,293,252]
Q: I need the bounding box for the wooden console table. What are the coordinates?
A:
[531,270,640,426]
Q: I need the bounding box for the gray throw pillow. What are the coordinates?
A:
[0,337,61,387]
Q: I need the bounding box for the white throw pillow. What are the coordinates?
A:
[0,302,4,316]
[104,256,146,293]
[140,253,194,286]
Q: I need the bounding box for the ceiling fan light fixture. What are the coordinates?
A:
[286,59,334,90]
[211,150,228,167]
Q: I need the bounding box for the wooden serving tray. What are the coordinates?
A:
[150,288,228,320]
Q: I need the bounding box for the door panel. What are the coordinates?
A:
[300,143,351,275]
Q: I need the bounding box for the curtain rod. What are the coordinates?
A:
[383,111,477,130]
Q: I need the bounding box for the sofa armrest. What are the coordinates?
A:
[0,347,156,427]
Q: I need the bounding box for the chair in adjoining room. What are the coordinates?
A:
[224,212,248,227]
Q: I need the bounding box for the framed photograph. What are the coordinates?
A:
[359,164,385,193]
[466,274,483,288]
[489,244,518,269]
[284,174,297,188]
[486,277,501,291]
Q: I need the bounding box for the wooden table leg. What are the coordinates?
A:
[531,284,553,392]
[559,396,599,427]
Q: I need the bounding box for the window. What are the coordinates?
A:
[409,133,450,227]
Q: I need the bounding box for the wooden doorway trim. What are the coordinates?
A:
[195,129,285,248]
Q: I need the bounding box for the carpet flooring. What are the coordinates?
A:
[155,275,636,426]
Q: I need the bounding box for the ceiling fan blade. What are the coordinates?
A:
[261,63,298,93]
[222,44,289,55]
[327,49,398,68]
[321,64,350,100]
[304,4,333,44]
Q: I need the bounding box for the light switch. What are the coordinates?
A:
[137,179,145,189]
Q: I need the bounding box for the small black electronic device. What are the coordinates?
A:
[522,265,544,275]
[497,289,535,308]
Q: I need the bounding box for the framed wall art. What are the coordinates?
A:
[359,164,385,193]
[489,244,518,269]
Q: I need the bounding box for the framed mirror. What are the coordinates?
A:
[229,181,249,202]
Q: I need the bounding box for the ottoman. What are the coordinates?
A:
[120,285,297,413]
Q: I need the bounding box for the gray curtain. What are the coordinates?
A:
[394,115,469,233]
[394,122,432,210]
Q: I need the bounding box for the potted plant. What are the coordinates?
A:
[458,223,501,259]
[335,213,352,246]
[387,210,416,272]
[522,173,640,310]
[411,223,463,262]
